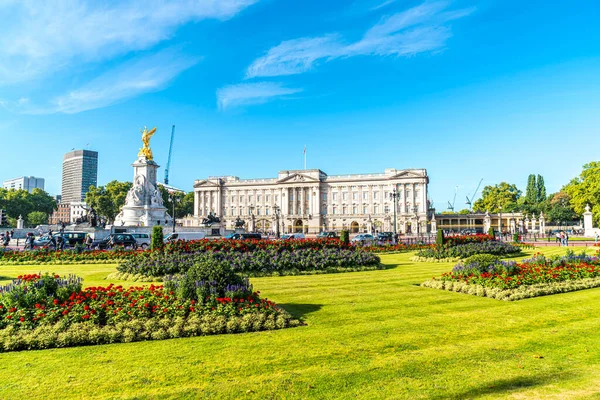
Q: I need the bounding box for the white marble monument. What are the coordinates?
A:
[583,204,599,237]
[114,127,172,227]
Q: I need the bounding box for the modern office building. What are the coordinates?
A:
[3,176,45,192]
[61,150,98,204]
[193,168,431,235]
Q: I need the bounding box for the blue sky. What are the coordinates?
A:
[0,0,599,211]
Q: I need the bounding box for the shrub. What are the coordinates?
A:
[513,233,519,243]
[151,226,164,250]
[340,230,349,245]
[488,227,495,237]
[436,229,445,246]
[415,241,521,260]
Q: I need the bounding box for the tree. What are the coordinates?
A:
[0,188,56,225]
[525,174,537,205]
[158,185,193,219]
[151,225,164,249]
[562,162,600,224]
[27,211,48,226]
[436,229,445,245]
[86,181,132,223]
[536,175,546,203]
[473,182,521,213]
[546,191,577,223]
[457,209,471,215]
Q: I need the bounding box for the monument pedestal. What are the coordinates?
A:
[114,156,172,227]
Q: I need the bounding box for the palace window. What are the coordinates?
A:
[363,192,368,200]
[343,206,348,214]
[384,205,390,214]
[275,195,279,202]
[257,195,261,202]
[352,192,358,201]
[342,193,348,201]
[374,205,379,214]
[266,195,270,202]
[332,193,337,201]
[266,207,270,215]
[257,207,261,215]
[352,206,358,214]
[363,206,368,214]
[373,192,378,200]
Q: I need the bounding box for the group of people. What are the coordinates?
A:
[555,231,570,246]
[0,230,13,247]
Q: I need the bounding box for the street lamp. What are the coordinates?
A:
[249,205,255,232]
[169,194,177,233]
[413,204,419,237]
[389,189,399,236]
[274,205,281,238]
[498,205,503,238]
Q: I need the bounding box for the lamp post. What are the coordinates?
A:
[274,205,280,238]
[413,205,419,238]
[249,205,255,232]
[389,189,399,236]
[498,205,503,239]
[169,194,177,233]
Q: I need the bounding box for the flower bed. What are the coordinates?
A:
[413,241,521,260]
[0,271,298,352]
[362,243,434,253]
[116,248,382,278]
[421,251,600,300]
[0,248,135,265]
[442,234,495,247]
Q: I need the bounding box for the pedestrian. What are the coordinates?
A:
[595,232,599,244]
[24,232,34,250]
[10,229,14,238]
[565,231,569,247]
[555,232,561,244]
[85,234,93,250]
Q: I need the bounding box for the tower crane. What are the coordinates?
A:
[466,178,484,210]
[164,125,175,185]
[447,186,458,212]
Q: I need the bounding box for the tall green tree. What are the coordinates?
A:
[158,185,193,219]
[563,162,600,224]
[536,175,546,203]
[546,191,577,223]
[473,182,521,213]
[86,181,132,223]
[0,188,56,226]
[525,174,537,205]
[27,211,48,226]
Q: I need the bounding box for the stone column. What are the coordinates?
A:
[539,212,546,235]
[583,205,594,236]
[531,214,537,233]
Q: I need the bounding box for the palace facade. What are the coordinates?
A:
[193,168,431,235]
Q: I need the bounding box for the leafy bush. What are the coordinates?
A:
[488,227,495,237]
[340,230,349,245]
[436,229,445,246]
[151,226,164,250]
[415,241,521,260]
[118,248,382,277]
[513,233,519,243]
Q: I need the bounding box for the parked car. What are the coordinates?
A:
[164,232,206,243]
[281,233,305,240]
[316,231,338,239]
[225,232,262,240]
[377,232,394,242]
[351,233,375,244]
[33,234,62,248]
[129,233,151,249]
[61,231,88,246]
[91,234,137,250]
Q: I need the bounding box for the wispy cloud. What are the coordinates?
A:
[217,82,303,110]
[245,1,474,79]
[0,0,257,85]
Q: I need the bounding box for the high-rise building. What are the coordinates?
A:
[3,176,45,192]
[61,150,98,204]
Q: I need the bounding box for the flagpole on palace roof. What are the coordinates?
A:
[303,145,307,170]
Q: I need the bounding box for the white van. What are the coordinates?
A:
[130,233,151,249]
[164,232,206,243]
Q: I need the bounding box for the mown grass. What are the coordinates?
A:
[1,246,600,399]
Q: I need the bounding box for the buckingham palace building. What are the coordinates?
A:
[193,168,432,235]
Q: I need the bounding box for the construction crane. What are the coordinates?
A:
[447,186,458,212]
[164,125,175,185]
[465,178,484,210]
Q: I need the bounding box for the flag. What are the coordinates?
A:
[303,146,306,155]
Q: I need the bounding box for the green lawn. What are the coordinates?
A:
[1,247,600,399]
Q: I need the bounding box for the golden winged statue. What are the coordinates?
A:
[138,126,157,160]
